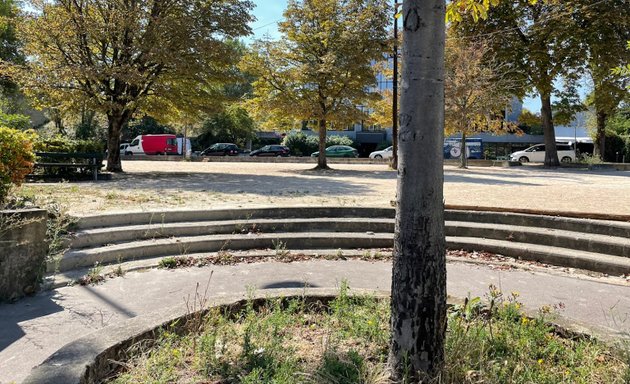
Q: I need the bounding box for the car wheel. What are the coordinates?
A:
[518,156,529,163]
[561,156,572,163]
[374,155,382,159]
[125,152,132,156]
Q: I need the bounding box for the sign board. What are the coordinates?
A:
[444,138,483,160]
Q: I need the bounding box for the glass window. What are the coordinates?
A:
[131,139,139,146]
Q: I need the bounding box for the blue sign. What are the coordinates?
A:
[444,138,483,160]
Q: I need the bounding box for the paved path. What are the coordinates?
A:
[1,260,630,383]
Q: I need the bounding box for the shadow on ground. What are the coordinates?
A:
[0,292,64,352]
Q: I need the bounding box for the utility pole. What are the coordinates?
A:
[391,3,402,169]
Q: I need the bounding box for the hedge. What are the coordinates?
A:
[281,132,356,156]
[0,127,36,205]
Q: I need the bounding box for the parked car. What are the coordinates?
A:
[369,146,393,159]
[200,143,240,156]
[311,145,359,158]
[125,134,178,155]
[509,143,576,163]
[249,145,290,157]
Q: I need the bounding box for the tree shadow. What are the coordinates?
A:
[0,291,64,352]
[98,171,375,197]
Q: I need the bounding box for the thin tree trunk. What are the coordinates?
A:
[540,92,559,166]
[106,113,126,172]
[389,0,446,381]
[391,9,399,170]
[593,110,606,160]
[316,119,328,170]
[460,131,467,169]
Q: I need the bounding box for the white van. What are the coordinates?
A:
[510,143,576,163]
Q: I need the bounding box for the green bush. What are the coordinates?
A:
[281,132,356,156]
[604,133,626,162]
[0,112,31,131]
[32,136,105,179]
[0,127,36,205]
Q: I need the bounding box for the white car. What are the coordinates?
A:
[510,143,576,163]
[369,146,393,159]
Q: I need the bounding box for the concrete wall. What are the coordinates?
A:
[0,209,48,302]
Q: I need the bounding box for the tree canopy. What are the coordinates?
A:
[242,0,390,169]
[10,0,254,171]
[444,35,519,167]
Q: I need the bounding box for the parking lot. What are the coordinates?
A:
[21,161,630,216]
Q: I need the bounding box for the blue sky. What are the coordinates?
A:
[248,1,548,112]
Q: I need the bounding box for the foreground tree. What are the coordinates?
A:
[444,36,519,168]
[389,0,446,380]
[242,0,390,169]
[12,0,253,172]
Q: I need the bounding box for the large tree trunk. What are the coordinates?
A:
[540,93,559,167]
[593,110,607,160]
[460,131,468,169]
[106,113,128,172]
[389,0,446,381]
[315,119,328,170]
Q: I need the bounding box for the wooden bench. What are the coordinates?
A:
[34,152,104,181]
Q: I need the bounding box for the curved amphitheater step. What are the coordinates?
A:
[54,207,630,276]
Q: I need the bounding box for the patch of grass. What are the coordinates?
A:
[79,262,105,285]
[158,257,178,269]
[272,239,290,257]
[110,285,630,384]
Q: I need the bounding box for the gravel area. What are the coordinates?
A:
[19,160,630,216]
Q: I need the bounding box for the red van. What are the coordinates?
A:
[125,134,178,155]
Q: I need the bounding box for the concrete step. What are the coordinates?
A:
[68,218,395,249]
[53,231,630,276]
[55,232,394,272]
[74,207,630,239]
[447,210,630,238]
[446,221,630,258]
[449,237,630,276]
[72,207,396,230]
[68,218,630,259]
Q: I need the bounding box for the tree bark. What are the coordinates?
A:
[389,0,446,381]
[593,110,607,160]
[106,113,128,172]
[391,9,399,170]
[460,131,468,169]
[316,119,328,170]
[540,92,559,167]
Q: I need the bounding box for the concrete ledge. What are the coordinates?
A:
[23,288,614,384]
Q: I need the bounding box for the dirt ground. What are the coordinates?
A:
[19,160,630,217]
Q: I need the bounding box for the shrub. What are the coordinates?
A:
[0,112,31,130]
[0,127,36,205]
[604,133,626,162]
[32,136,105,179]
[282,132,356,156]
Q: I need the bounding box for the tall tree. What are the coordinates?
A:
[389,0,446,380]
[0,0,23,97]
[11,0,253,172]
[576,0,630,160]
[444,36,519,168]
[242,0,390,169]
[454,0,583,166]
